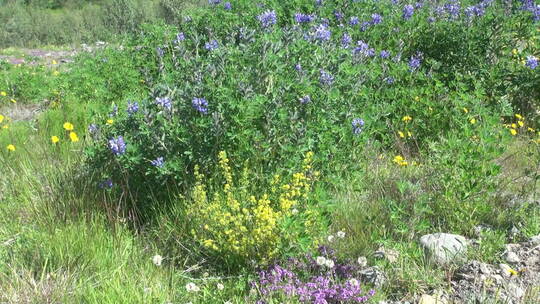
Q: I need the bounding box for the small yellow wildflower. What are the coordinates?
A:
[106,119,114,125]
[402,115,412,123]
[470,118,476,124]
[51,136,60,144]
[512,49,518,56]
[463,107,469,113]
[398,131,405,138]
[510,129,517,136]
[52,60,58,65]
[69,131,79,142]
[3,124,9,129]
[10,99,16,103]
[63,122,74,131]
[517,121,524,127]
[515,114,523,120]
[511,123,517,129]
[407,131,412,137]
[7,144,15,151]
[0,91,6,96]
[393,155,408,166]
[508,268,519,276]
[53,70,60,76]
[0,114,4,123]
[414,96,420,101]
[528,127,535,132]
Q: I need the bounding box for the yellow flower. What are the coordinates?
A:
[3,124,9,129]
[463,107,469,113]
[0,91,6,96]
[398,131,405,138]
[414,96,420,101]
[63,122,74,131]
[52,60,58,65]
[69,131,79,142]
[51,136,60,144]
[0,114,4,123]
[470,118,476,124]
[517,121,524,127]
[393,155,408,166]
[515,114,523,120]
[512,49,518,56]
[53,70,60,76]
[511,123,517,129]
[402,115,412,122]
[510,129,517,136]
[10,99,16,103]
[528,127,535,132]
[407,131,412,137]
[6,144,15,151]
[106,119,114,125]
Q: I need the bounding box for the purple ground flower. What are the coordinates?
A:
[334,10,343,21]
[371,13,382,25]
[526,55,538,69]
[444,1,461,19]
[349,16,359,25]
[380,50,391,59]
[257,10,277,28]
[409,53,423,71]
[319,69,334,86]
[208,0,221,4]
[108,136,126,156]
[88,123,98,134]
[99,179,113,189]
[299,95,311,104]
[156,47,164,58]
[295,63,303,72]
[151,157,165,167]
[174,32,185,44]
[385,77,395,84]
[352,118,364,135]
[352,40,375,58]
[205,39,219,51]
[313,24,331,42]
[295,13,315,23]
[403,5,414,19]
[127,101,139,115]
[341,33,352,48]
[192,97,209,114]
[224,2,231,10]
[155,97,172,111]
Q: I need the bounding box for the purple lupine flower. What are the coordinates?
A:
[192,97,209,114]
[88,123,98,134]
[402,5,414,19]
[315,0,324,6]
[380,50,391,59]
[349,16,360,25]
[99,179,113,189]
[150,157,165,167]
[313,24,331,41]
[352,118,364,134]
[526,55,538,69]
[156,47,164,58]
[360,21,371,32]
[371,13,382,25]
[127,101,139,115]
[341,33,352,48]
[109,105,118,117]
[444,1,461,19]
[295,63,303,72]
[319,69,334,86]
[224,2,231,10]
[205,39,219,51]
[409,53,423,71]
[299,95,311,104]
[384,77,395,84]
[155,97,172,111]
[415,1,424,9]
[428,16,437,23]
[352,40,374,57]
[334,10,343,20]
[295,13,315,23]
[257,10,277,28]
[174,32,185,44]
[208,0,221,4]
[108,136,126,156]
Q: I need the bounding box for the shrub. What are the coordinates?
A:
[188,151,326,268]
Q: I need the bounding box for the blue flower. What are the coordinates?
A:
[299,95,311,104]
[349,16,359,25]
[155,97,172,111]
[174,32,185,44]
[371,13,382,25]
[402,5,414,19]
[156,47,164,58]
[526,56,538,69]
[108,136,126,156]
[319,69,334,86]
[205,39,219,51]
[208,0,221,4]
[224,2,231,10]
[88,123,98,134]
[295,13,315,23]
[257,10,277,28]
[334,10,343,21]
[295,63,303,72]
[408,53,423,71]
[352,118,365,134]
[313,24,331,42]
[127,101,139,115]
[99,179,113,189]
[384,77,395,84]
[151,157,165,167]
[341,33,352,48]
[380,50,391,59]
[192,97,209,114]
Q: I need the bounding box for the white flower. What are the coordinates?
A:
[337,231,346,238]
[327,235,335,242]
[291,208,299,215]
[186,282,200,292]
[357,256,367,267]
[324,258,335,268]
[217,283,225,290]
[316,256,327,266]
[348,278,360,287]
[152,255,163,266]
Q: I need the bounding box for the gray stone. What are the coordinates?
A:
[530,234,540,245]
[504,251,520,264]
[499,263,513,277]
[420,233,468,265]
[373,246,399,263]
[359,266,386,287]
[506,283,525,299]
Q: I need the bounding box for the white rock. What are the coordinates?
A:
[418,294,436,304]
[499,263,513,277]
[507,283,525,299]
[357,256,368,267]
[529,234,540,245]
[504,251,520,264]
[420,233,468,265]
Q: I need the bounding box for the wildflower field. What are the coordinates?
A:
[1,0,540,303]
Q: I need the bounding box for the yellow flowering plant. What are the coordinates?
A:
[188,151,325,268]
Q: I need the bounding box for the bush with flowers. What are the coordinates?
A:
[187,151,326,268]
